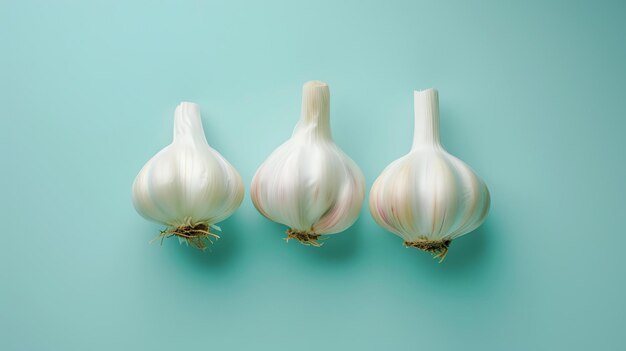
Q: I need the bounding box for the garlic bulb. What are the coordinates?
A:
[369,89,490,261]
[132,102,244,249]
[251,81,365,246]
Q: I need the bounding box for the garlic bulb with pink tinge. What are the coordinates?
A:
[369,89,490,261]
[251,81,365,246]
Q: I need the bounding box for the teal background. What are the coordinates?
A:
[1,0,625,350]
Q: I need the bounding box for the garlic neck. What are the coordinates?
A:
[411,89,441,150]
[173,102,208,144]
[293,80,332,141]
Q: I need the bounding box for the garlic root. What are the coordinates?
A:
[285,229,323,247]
[404,239,451,263]
[155,223,220,250]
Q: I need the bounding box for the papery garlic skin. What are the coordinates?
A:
[369,89,490,260]
[251,81,365,246]
[132,102,244,249]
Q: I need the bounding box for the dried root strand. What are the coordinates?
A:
[404,238,452,263]
[154,223,220,250]
[285,228,323,247]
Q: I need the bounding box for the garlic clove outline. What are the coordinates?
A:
[369,89,490,261]
[132,102,244,250]
[251,81,365,246]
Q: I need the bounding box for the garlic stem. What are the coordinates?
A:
[173,102,206,144]
[294,80,332,140]
[412,89,441,149]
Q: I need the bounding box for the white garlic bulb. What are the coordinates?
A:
[132,102,244,249]
[251,81,365,246]
[369,89,490,261]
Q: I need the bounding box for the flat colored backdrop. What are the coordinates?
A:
[1,0,625,350]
